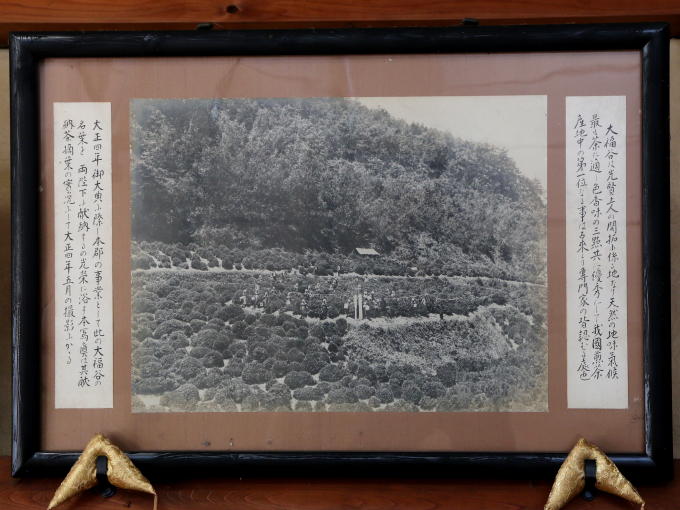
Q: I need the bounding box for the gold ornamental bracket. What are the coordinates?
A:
[48,433,157,510]
[545,438,645,510]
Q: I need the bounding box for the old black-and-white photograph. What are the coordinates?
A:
[130,96,548,413]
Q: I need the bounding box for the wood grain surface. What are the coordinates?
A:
[1,457,678,510]
[1,0,680,45]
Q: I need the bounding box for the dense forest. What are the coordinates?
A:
[131,98,546,283]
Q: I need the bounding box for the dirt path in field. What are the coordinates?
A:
[135,260,542,331]
[338,313,470,329]
[134,263,545,288]
[240,304,473,330]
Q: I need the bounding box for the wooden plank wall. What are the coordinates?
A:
[0,0,680,45]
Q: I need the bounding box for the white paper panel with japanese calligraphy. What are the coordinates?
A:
[54,102,113,409]
[566,96,627,409]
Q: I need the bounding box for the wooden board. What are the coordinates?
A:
[1,0,680,45]
[0,456,678,510]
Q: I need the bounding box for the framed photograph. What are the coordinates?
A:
[11,24,672,480]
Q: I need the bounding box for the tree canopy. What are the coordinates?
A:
[131,98,546,279]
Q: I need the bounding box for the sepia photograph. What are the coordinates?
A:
[129,95,548,413]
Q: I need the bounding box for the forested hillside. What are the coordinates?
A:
[131,98,546,283]
[130,98,548,413]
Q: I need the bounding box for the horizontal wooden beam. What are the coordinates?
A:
[3,0,680,24]
[0,1,679,46]
[3,457,680,509]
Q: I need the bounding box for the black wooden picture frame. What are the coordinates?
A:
[11,23,672,480]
